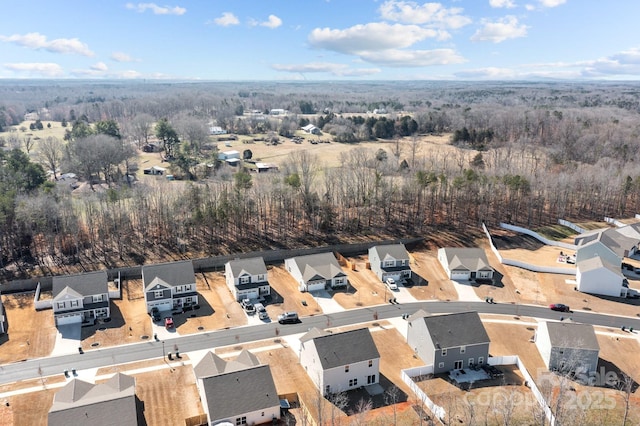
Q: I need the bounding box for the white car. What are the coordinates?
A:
[385,278,398,290]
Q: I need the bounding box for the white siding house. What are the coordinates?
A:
[535,321,600,376]
[142,260,198,313]
[437,247,494,281]
[575,240,621,267]
[576,257,627,297]
[51,271,110,326]
[368,244,412,282]
[299,328,380,395]
[225,257,270,301]
[285,252,347,292]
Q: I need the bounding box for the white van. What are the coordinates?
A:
[254,303,268,320]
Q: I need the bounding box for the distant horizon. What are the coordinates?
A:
[2,1,640,81]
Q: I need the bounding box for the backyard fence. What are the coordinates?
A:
[401,365,446,423]
[604,217,626,228]
[557,219,587,235]
[500,223,577,250]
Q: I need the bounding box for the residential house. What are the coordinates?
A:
[193,349,280,426]
[299,328,380,395]
[535,321,600,375]
[575,240,621,267]
[48,373,141,426]
[225,257,271,301]
[574,227,638,259]
[284,252,347,292]
[437,247,494,281]
[368,243,412,282]
[407,310,490,374]
[209,126,227,135]
[269,108,288,116]
[142,260,198,313]
[576,256,627,297]
[52,271,110,326]
[218,150,241,166]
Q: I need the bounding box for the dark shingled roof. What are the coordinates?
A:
[142,260,195,291]
[370,244,410,260]
[52,271,108,299]
[307,328,380,370]
[201,365,279,422]
[414,311,490,349]
[48,373,137,426]
[226,257,267,278]
[544,321,600,351]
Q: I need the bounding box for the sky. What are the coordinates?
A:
[1,0,640,81]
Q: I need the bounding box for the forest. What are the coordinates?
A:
[1,79,640,280]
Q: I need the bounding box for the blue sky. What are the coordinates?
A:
[1,0,639,81]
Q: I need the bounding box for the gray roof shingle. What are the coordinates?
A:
[289,252,346,282]
[306,328,380,370]
[544,322,600,351]
[52,271,108,299]
[414,311,490,349]
[440,248,493,272]
[142,260,195,291]
[370,244,409,261]
[227,257,267,278]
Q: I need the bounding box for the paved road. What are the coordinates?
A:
[1,301,638,385]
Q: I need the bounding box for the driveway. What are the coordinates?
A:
[450,279,482,302]
[51,323,82,356]
[312,290,345,313]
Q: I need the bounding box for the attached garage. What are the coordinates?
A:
[55,313,82,326]
[450,270,471,281]
[148,300,173,313]
[381,271,403,283]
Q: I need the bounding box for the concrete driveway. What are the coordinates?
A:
[51,323,82,356]
[312,290,345,313]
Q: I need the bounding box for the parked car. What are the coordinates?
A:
[385,277,398,291]
[151,307,161,322]
[241,299,256,315]
[254,303,269,320]
[165,317,174,329]
[278,311,299,324]
[549,303,570,312]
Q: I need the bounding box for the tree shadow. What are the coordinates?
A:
[491,232,545,251]
[405,273,428,288]
[81,302,126,340]
[593,358,639,392]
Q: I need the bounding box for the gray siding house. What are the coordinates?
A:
[535,321,600,376]
[52,271,110,326]
[368,244,412,282]
[407,310,490,374]
[437,247,494,281]
[142,260,198,313]
[285,252,347,292]
[225,257,271,301]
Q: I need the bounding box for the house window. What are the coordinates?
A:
[258,274,266,281]
[478,357,484,365]
[56,302,65,309]
[175,286,182,293]
[367,374,376,384]
[154,290,164,298]
[345,365,350,373]
[240,276,250,284]
[439,362,445,369]
[349,379,358,387]
[441,349,447,356]
[235,416,247,425]
[325,385,331,395]
[384,260,395,267]
[368,360,373,367]
[92,295,103,302]
[70,300,79,307]
[460,346,466,354]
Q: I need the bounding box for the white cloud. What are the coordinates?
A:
[91,62,108,71]
[379,1,471,29]
[358,48,466,67]
[0,32,93,56]
[471,16,528,43]
[309,23,438,54]
[490,0,516,8]
[539,0,566,7]
[4,62,64,77]
[249,15,283,29]
[271,62,380,76]
[111,52,139,62]
[212,12,239,27]
[125,3,186,15]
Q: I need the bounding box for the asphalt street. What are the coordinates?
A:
[1,301,638,385]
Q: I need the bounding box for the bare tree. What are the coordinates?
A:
[349,397,373,426]
[130,113,154,148]
[37,136,64,180]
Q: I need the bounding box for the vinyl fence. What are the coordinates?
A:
[557,219,587,235]
[500,223,577,250]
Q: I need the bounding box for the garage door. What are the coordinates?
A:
[149,301,172,313]
[383,273,402,282]
[451,271,470,280]
[55,313,82,326]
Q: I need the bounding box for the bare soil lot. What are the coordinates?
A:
[409,251,459,301]
[0,294,56,363]
[267,265,324,317]
[0,385,55,426]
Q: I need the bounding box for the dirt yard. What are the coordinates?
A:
[267,265,324,317]
[0,385,55,426]
[409,251,460,301]
[0,293,56,363]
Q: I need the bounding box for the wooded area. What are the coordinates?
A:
[1,80,640,280]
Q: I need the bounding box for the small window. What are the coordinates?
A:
[460,346,466,354]
[345,365,350,372]
[441,348,447,356]
[438,362,445,369]
[349,378,358,387]
[368,360,373,367]
[235,416,247,425]
[56,302,65,309]
[240,276,250,284]
[478,357,484,364]
[70,300,79,307]
[154,290,164,298]
[384,260,395,267]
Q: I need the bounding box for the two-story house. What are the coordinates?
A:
[225,257,270,301]
[48,373,140,425]
[285,252,347,292]
[535,321,600,376]
[368,244,412,282]
[299,327,380,395]
[142,260,198,313]
[407,310,490,374]
[51,271,110,326]
[193,349,280,426]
